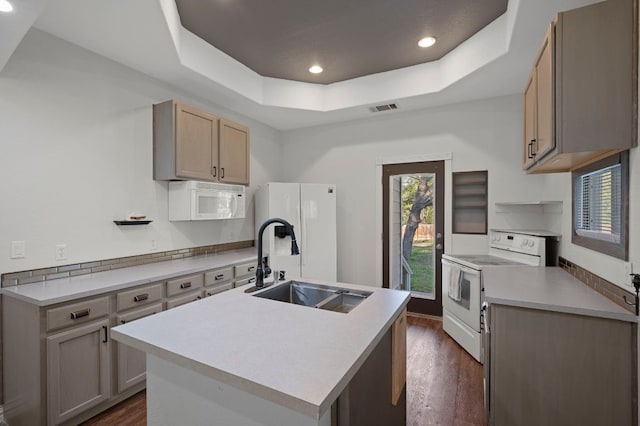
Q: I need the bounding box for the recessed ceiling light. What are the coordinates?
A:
[309,65,323,74]
[418,37,437,48]
[0,0,13,13]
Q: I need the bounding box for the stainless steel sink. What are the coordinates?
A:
[252,281,372,313]
[316,293,369,313]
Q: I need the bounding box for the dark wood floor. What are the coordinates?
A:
[406,315,485,426]
[83,315,485,426]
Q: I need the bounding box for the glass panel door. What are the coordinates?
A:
[400,174,436,299]
[383,161,444,316]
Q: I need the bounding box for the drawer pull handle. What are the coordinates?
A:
[196,296,202,300]
[102,326,108,343]
[134,294,149,302]
[180,282,192,289]
[248,266,255,272]
[70,308,90,320]
[248,277,256,283]
[215,274,225,280]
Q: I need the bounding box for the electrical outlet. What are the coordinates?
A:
[10,241,25,259]
[625,262,634,284]
[55,244,67,261]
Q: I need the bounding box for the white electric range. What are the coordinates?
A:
[441,230,556,363]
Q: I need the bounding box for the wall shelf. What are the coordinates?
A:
[494,201,563,214]
[452,171,488,234]
[494,201,562,206]
[113,220,152,226]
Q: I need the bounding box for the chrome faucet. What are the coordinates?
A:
[255,218,300,288]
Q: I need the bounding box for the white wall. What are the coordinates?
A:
[281,95,565,286]
[0,29,284,275]
[2,28,636,293]
[281,94,639,292]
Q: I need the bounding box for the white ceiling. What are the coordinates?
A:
[1,0,601,130]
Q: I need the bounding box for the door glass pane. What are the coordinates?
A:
[400,174,436,299]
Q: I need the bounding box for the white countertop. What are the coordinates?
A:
[111,280,410,419]
[0,248,256,306]
[483,266,637,323]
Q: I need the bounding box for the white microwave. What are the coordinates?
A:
[169,181,246,221]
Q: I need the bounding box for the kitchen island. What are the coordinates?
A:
[111,279,410,426]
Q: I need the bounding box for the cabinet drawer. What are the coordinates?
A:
[204,267,233,286]
[234,276,256,288]
[166,273,204,297]
[116,303,163,325]
[205,282,233,297]
[46,296,110,332]
[166,291,202,309]
[116,283,163,312]
[234,261,257,278]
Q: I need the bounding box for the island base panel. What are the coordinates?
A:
[146,355,331,426]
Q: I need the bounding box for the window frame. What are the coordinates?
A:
[571,151,629,260]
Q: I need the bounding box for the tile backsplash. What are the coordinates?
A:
[559,256,635,314]
[1,240,253,287]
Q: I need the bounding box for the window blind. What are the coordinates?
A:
[574,163,621,243]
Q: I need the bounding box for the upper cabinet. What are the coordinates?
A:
[523,0,637,173]
[219,118,250,185]
[153,100,250,185]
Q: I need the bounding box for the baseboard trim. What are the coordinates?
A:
[407,312,443,321]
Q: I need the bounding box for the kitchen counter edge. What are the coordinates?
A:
[483,266,637,323]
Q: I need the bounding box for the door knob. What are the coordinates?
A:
[436,243,443,250]
[436,233,442,240]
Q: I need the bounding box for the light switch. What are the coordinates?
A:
[10,241,25,259]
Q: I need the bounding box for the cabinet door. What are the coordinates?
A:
[175,103,218,181]
[523,74,537,170]
[219,118,249,185]
[533,25,555,160]
[116,303,163,393]
[47,319,110,425]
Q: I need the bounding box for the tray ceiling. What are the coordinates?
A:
[175,0,508,84]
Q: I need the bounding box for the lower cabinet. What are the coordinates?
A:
[46,319,111,425]
[3,257,256,425]
[486,304,636,426]
[234,260,257,288]
[116,303,163,393]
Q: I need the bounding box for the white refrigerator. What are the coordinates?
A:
[255,183,337,282]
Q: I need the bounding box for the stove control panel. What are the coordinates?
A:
[490,231,544,256]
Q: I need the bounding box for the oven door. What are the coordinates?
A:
[442,258,481,332]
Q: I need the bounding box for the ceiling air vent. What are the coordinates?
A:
[370,103,398,113]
